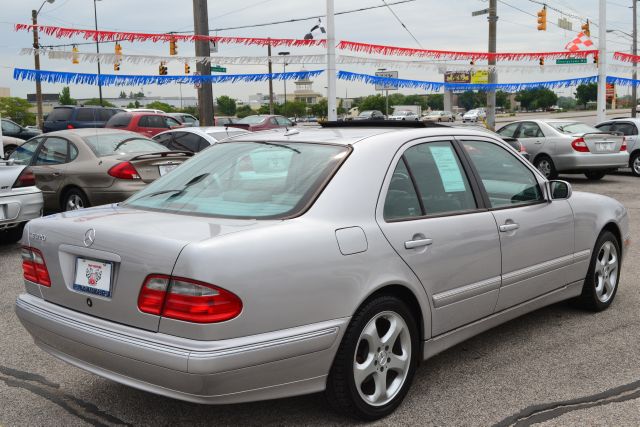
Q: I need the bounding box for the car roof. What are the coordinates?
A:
[44,128,145,138]
[602,117,640,123]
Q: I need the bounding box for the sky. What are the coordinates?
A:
[0,0,636,102]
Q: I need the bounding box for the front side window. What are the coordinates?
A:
[125,141,350,219]
[165,117,180,128]
[1,119,20,134]
[462,140,543,209]
[35,137,68,165]
[139,115,165,128]
[276,117,292,126]
[9,138,42,165]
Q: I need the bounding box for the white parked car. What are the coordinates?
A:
[389,110,419,121]
[462,109,486,123]
[0,160,43,242]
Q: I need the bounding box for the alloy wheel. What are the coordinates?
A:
[633,155,640,176]
[353,311,411,407]
[594,241,618,303]
[66,194,85,211]
[537,159,552,178]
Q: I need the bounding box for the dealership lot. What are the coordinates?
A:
[1,172,639,426]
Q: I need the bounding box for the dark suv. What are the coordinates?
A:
[43,106,124,133]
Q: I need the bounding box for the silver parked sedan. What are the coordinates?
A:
[595,118,640,176]
[497,120,628,180]
[15,125,630,420]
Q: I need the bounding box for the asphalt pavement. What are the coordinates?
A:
[1,171,639,426]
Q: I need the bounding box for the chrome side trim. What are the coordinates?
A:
[432,276,501,308]
[502,254,574,287]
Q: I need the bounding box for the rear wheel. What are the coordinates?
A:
[1,223,25,244]
[326,295,418,421]
[585,171,606,180]
[629,151,640,177]
[63,188,90,211]
[576,231,621,311]
[534,155,558,179]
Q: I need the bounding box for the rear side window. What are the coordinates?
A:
[107,113,132,128]
[171,132,205,152]
[383,158,422,220]
[83,134,168,157]
[518,122,544,138]
[139,115,166,128]
[614,123,638,136]
[75,109,98,122]
[47,108,73,121]
[462,140,543,209]
[35,137,69,165]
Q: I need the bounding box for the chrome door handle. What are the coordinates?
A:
[534,141,542,144]
[499,223,520,232]
[52,172,61,177]
[404,238,433,249]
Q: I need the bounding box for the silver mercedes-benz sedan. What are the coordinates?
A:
[497,120,629,180]
[15,125,630,420]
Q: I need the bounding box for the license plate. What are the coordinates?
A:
[159,164,179,176]
[73,258,113,297]
[596,142,615,152]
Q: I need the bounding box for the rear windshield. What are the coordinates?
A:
[548,122,599,134]
[205,131,246,141]
[106,113,133,128]
[83,133,168,157]
[47,108,73,121]
[237,116,265,125]
[124,141,350,219]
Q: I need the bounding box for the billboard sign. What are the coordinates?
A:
[444,71,471,84]
[471,70,489,84]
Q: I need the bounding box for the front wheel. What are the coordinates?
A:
[629,151,640,177]
[63,188,90,211]
[326,296,418,420]
[576,231,621,311]
[534,155,558,179]
[585,170,606,180]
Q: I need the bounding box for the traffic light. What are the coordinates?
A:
[114,43,122,72]
[581,20,590,37]
[159,61,168,75]
[169,36,177,56]
[72,45,79,64]
[539,57,544,66]
[184,62,190,74]
[537,6,547,31]
[115,42,122,57]
[113,62,120,71]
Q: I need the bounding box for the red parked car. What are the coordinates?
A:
[105,112,183,137]
[230,115,295,132]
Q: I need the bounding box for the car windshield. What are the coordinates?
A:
[237,116,265,125]
[124,141,350,219]
[83,134,168,157]
[548,122,599,135]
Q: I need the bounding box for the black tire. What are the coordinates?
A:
[629,151,640,177]
[1,223,25,244]
[325,295,419,421]
[576,231,621,311]
[534,155,558,180]
[585,170,606,180]
[62,188,90,211]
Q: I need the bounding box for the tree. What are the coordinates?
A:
[144,101,175,112]
[514,88,558,111]
[119,91,127,99]
[457,91,478,111]
[425,94,444,110]
[358,95,386,112]
[0,97,36,126]
[235,105,253,118]
[178,106,198,118]
[557,96,577,111]
[281,100,307,117]
[58,87,77,106]
[311,99,328,117]
[216,96,236,116]
[83,98,116,107]
[575,83,598,108]
[496,91,509,109]
[126,100,141,108]
[404,95,428,110]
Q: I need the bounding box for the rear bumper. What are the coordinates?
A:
[15,293,347,404]
[0,189,43,229]
[554,152,629,171]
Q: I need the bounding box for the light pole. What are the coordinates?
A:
[377,68,389,118]
[32,0,55,130]
[93,0,103,106]
[278,51,290,116]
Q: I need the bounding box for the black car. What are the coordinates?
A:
[353,110,385,121]
[43,106,124,133]
[1,118,41,140]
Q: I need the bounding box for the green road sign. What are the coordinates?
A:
[211,66,227,72]
[555,58,588,64]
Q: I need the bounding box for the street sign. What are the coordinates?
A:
[558,17,573,31]
[375,70,398,91]
[211,65,227,73]
[472,8,489,16]
[471,70,489,84]
[555,58,588,64]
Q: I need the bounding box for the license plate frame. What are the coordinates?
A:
[158,164,179,176]
[596,142,615,152]
[73,257,113,298]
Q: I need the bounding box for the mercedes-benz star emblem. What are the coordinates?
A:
[83,228,96,247]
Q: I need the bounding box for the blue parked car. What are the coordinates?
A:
[43,106,124,133]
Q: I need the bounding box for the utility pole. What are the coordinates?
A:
[632,0,637,118]
[326,0,337,121]
[93,0,103,106]
[193,0,215,126]
[597,0,607,122]
[268,40,274,114]
[31,10,44,130]
[486,0,497,130]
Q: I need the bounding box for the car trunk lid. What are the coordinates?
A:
[26,205,274,332]
[579,132,625,154]
[106,151,193,183]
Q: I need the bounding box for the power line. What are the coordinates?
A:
[381,0,423,48]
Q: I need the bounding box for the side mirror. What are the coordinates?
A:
[548,180,572,200]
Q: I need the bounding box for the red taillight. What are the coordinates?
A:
[108,161,140,180]
[12,168,36,188]
[621,137,627,152]
[138,275,243,323]
[21,247,51,287]
[67,124,74,129]
[571,137,590,153]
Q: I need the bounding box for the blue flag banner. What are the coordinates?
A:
[13,68,324,86]
[337,70,444,91]
[606,76,640,87]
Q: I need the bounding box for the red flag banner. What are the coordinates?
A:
[614,52,640,64]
